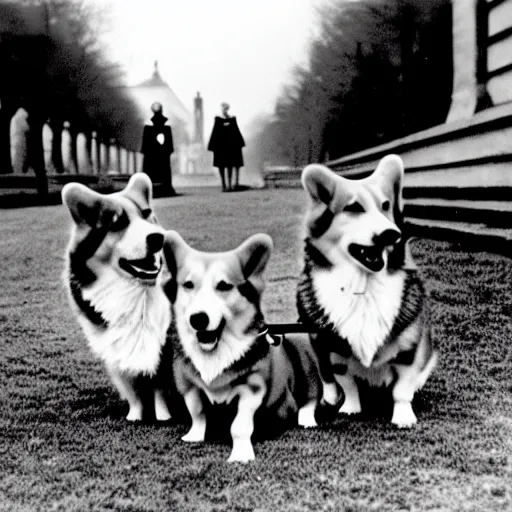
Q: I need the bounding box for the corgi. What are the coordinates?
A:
[163,231,320,462]
[62,173,173,422]
[297,154,437,428]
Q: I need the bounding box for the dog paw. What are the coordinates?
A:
[298,405,318,428]
[391,402,417,428]
[156,410,172,422]
[126,406,143,422]
[228,441,255,463]
[314,392,345,424]
[339,400,361,415]
[154,394,172,421]
[182,427,205,443]
[155,403,172,422]
[315,400,338,424]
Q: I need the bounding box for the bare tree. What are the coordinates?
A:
[0,0,143,184]
[250,0,451,168]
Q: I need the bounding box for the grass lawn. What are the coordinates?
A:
[1,187,511,511]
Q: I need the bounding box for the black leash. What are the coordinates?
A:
[258,322,319,346]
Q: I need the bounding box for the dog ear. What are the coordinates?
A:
[162,230,190,277]
[123,172,152,208]
[62,183,120,228]
[162,230,190,303]
[372,154,404,218]
[236,233,273,291]
[301,164,338,205]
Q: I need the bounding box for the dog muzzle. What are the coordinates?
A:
[348,244,387,272]
[195,318,226,352]
[119,254,162,282]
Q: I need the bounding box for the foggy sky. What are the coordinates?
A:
[94,0,326,136]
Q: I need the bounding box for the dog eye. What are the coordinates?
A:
[216,281,234,292]
[141,208,152,219]
[182,280,194,290]
[344,202,365,213]
[110,211,128,231]
[382,201,390,212]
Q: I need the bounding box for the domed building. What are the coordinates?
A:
[128,62,209,174]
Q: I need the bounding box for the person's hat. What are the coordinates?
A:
[151,102,163,113]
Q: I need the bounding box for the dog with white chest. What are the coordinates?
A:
[62,173,173,422]
[163,231,320,462]
[297,154,437,428]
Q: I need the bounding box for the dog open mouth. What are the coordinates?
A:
[119,255,162,281]
[195,318,226,353]
[348,244,386,272]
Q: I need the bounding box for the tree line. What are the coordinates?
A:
[0,0,142,184]
[249,0,452,168]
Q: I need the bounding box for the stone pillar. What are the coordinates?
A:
[77,133,92,174]
[446,0,491,122]
[123,148,130,174]
[128,151,135,174]
[43,122,53,173]
[10,108,29,174]
[0,100,20,174]
[62,121,76,173]
[135,152,142,173]
[120,147,127,174]
[109,139,118,173]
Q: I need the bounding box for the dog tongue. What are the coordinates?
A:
[352,245,385,272]
[197,330,219,345]
[362,249,384,271]
[363,248,381,264]
[133,255,159,271]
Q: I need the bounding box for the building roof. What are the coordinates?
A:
[136,61,170,88]
[129,61,193,130]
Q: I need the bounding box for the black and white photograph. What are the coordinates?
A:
[1,0,511,510]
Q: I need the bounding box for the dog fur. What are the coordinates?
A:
[297,154,437,428]
[163,231,320,462]
[62,173,173,422]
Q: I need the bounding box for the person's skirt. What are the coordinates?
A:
[213,147,244,169]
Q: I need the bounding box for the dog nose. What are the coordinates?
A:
[374,229,401,247]
[146,233,164,253]
[190,312,209,331]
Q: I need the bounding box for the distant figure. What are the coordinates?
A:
[141,102,175,196]
[207,102,245,192]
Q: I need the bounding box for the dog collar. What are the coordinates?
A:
[257,326,283,346]
[238,280,283,347]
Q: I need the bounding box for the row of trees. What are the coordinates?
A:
[249,0,453,168]
[0,0,142,183]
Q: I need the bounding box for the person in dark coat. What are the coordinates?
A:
[141,102,175,196]
[207,102,245,192]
